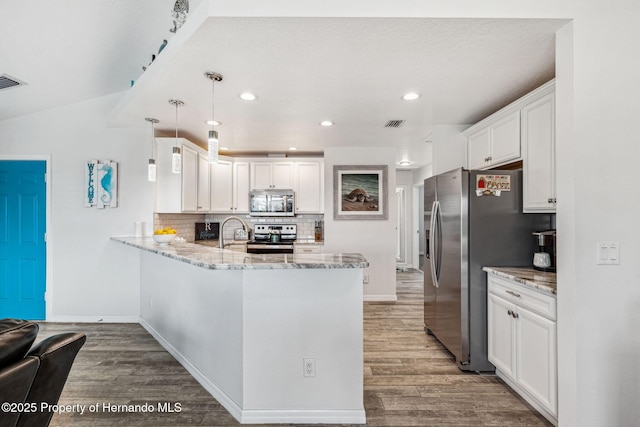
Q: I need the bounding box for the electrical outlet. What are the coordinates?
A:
[303,358,316,377]
[363,275,369,284]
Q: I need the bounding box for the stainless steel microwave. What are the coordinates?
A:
[249,189,295,217]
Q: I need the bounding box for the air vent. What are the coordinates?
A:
[384,120,405,128]
[0,74,26,91]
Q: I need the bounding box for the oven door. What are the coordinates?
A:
[246,244,294,254]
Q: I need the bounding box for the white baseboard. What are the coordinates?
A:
[240,409,366,424]
[139,318,366,425]
[44,315,140,323]
[363,294,398,302]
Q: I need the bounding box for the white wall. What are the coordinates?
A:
[323,147,397,301]
[0,93,154,321]
[432,124,468,175]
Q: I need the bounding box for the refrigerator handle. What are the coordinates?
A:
[429,201,439,288]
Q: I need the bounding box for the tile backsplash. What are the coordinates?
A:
[155,213,324,242]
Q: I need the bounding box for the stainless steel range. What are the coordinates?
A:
[246,224,296,254]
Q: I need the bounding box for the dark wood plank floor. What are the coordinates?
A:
[36,269,550,426]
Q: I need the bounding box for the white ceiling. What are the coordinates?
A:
[1,1,565,170]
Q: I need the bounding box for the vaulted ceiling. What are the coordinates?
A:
[1,1,566,169]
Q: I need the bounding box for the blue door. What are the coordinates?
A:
[0,161,47,320]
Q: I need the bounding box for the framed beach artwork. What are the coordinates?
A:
[333,165,388,220]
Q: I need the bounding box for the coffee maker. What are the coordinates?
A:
[532,230,556,272]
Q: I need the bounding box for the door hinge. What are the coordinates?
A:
[44,173,47,183]
[44,233,47,242]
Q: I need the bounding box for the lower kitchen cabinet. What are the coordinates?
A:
[293,244,323,254]
[487,275,557,425]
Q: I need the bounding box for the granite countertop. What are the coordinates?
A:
[111,237,366,270]
[483,266,557,295]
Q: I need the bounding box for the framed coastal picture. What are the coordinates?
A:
[333,165,388,220]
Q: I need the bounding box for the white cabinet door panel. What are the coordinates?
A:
[516,306,557,416]
[488,293,517,379]
[181,146,198,212]
[210,159,233,212]
[490,111,521,165]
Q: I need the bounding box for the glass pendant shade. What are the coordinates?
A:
[171,146,181,174]
[208,130,219,163]
[145,117,159,182]
[205,71,223,164]
[168,99,184,174]
[148,159,157,181]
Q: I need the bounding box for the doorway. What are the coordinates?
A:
[0,160,47,319]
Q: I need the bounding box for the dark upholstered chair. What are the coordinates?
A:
[0,319,86,427]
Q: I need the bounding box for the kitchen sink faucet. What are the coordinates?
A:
[219,216,251,249]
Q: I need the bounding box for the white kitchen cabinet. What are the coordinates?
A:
[294,161,324,213]
[487,275,557,425]
[466,111,520,169]
[522,86,556,213]
[210,158,233,212]
[250,161,294,189]
[293,244,323,254]
[155,138,209,213]
[197,152,211,212]
[181,144,199,212]
[467,128,491,170]
[210,159,250,213]
[233,161,250,212]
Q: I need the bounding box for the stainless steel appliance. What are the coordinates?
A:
[424,168,549,371]
[532,230,556,272]
[249,189,295,217]
[246,224,297,254]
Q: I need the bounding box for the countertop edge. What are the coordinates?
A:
[483,267,557,296]
[111,237,368,270]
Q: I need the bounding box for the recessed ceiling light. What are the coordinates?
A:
[205,120,221,126]
[220,147,229,151]
[289,147,298,151]
[320,120,334,127]
[402,92,421,101]
[239,92,257,101]
[399,161,411,166]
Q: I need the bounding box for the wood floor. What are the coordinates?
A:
[37,270,551,426]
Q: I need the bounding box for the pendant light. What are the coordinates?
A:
[168,99,184,173]
[205,71,223,163]
[144,117,159,181]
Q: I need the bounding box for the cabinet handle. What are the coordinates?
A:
[506,290,521,298]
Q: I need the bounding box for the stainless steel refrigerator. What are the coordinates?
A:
[424,168,549,371]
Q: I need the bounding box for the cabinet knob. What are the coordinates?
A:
[507,309,513,317]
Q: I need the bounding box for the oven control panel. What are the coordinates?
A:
[254,224,297,240]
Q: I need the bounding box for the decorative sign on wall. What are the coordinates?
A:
[85,160,118,208]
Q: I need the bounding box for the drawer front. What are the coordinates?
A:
[294,245,322,254]
[488,275,556,321]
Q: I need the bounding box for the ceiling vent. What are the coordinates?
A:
[384,120,405,128]
[0,74,26,91]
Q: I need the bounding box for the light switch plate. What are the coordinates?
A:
[597,242,619,265]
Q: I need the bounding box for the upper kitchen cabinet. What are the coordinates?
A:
[210,158,233,212]
[464,80,556,213]
[197,152,211,212]
[250,161,294,190]
[294,161,324,213]
[209,158,250,213]
[233,161,250,212]
[522,82,556,213]
[156,138,206,213]
[465,109,521,170]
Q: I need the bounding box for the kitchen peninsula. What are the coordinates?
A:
[111,237,368,425]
